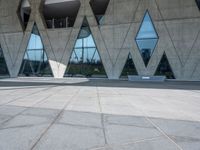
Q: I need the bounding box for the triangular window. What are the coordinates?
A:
[0,46,9,76]
[155,53,175,79]
[121,53,138,78]
[65,18,107,78]
[19,24,53,77]
[136,11,159,66]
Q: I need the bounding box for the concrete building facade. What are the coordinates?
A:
[0,0,200,80]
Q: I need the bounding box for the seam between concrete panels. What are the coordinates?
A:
[19,0,59,77]
[13,33,25,68]
[30,87,82,150]
[85,0,113,77]
[96,86,108,145]
[58,3,81,69]
[97,0,114,65]
[191,58,200,78]
[0,18,16,66]
[184,25,200,67]
[145,117,184,150]
[4,32,24,67]
[98,26,113,66]
[154,0,182,67]
[103,0,111,22]
[0,34,14,67]
[190,26,200,78]
[38,2,60,73]
[28,0,58,67]
[45,30,60,66]
[59,1,83,72]
[16,22,34,70]
[113,0,141,67]
[58,28,73,69]
[59,1,94,76]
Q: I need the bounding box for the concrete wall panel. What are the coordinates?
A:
[0,0,199,80]
[165,19,200,65]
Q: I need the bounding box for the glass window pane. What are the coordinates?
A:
[27,34,43,50]
[121,54,138,78]
[66,17,107,78]
[19,24,52,77]
[136,39,158,55]
[84,35,96,47]
[136,12,158,39]
[155,54,175,79]
[0,46,9,76]
[75,39,83,48]
[135,11,159,66]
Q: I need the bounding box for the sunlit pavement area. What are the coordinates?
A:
[0,78,200,150]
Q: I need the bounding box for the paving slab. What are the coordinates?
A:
[0,114,54,150]
[150,118,200,150]
[0,78,200,150]
[33,124,105,150]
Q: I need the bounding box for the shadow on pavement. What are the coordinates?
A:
[0,78,200,90]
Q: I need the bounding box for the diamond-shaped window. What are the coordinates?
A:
[65,17,107,78]
[135,10,159,66]
[19,24,53,77]
[18,0,31,30]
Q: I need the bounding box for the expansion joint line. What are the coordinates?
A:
[113,0,141,67]
[96,85,108,145]
[0,84,69,128]
[154,0,183,67]
[128,92,183,150]
[0,85,56,107]
[30,87,82,150]
[142,111,184,150]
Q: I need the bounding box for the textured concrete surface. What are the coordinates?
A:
[0,0,200,80]
[0,78,200,150]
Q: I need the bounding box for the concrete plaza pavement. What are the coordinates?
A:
[0,78,200,150]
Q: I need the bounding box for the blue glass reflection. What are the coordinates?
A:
[136,39,158,53]
[136,11,158,66]
[66,18,106,78]
[72,35,100,63]
[19,24,52,77]
[136,12,158,39]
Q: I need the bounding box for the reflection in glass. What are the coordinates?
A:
[0,46,9,76]
[19,24,52,77]
[136,11,158,66]
[65,18,107,78]
[155,53,175,79]
[121,54,137,78]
